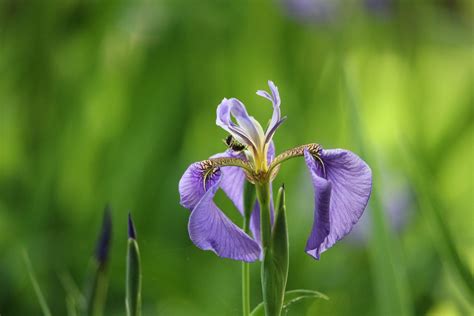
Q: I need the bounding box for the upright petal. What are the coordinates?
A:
[304,149,372,259]
[266,140,276,163]
[257,81,286,143]
[216,98,265,150]
[229,99,265,147]
[188,177,261,262]
[257,81,281,127]
[216,98,254,148]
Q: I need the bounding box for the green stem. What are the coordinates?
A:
[256,182,276,316]
[242,216,251,316]
[256,182,272,250]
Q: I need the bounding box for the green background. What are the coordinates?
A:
[0,0,472,315]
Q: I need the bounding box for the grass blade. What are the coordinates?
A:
[343,69,413,316]
[22,249,52,316]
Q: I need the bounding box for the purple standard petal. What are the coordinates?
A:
[216,98,265,150]
[256,81,286,144]
[216,98,254,148]
[188,177,261,262]
[304,149,372,259]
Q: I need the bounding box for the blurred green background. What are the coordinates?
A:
[0,0,472,315]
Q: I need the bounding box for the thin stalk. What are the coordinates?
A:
[242,216,251,316]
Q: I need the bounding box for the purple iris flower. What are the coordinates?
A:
[179,81,372,262]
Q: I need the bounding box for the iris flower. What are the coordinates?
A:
[179,81,372,262]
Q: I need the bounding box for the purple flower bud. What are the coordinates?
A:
[128,213,137,240]
[95,205,112,267]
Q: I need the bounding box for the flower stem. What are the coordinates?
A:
[256,182,272,250]
[242,215,251,316]
[256,182,278,316]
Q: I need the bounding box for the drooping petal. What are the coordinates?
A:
[304,149,372,259]
[188,177,261,262]
[179,162,222,210]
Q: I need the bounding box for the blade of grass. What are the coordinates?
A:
[59,272,85,316]
[343,69,413,316]
[400,141,474,302]
[22,249,52,316]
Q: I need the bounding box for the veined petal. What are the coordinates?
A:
[230,98,266,149]
[179,162,222,209]
[216,98,253,147]
[304,149,372,259]
[257,81,284,143]
[216,98,265,150]
[267,140,276,162]
[188,178,261,262]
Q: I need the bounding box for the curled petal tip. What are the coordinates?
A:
[128,212,137,240]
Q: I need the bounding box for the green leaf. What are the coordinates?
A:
[126,213,142,316]
[59,272,85,316]
[282,289,329,309]
[260,185,289,316]
[83,207,112,316]
[250,289,328,316]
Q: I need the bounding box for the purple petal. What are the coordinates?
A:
[304,149,372,259]
[179,162,222,209]
[257,81,283,142]
[211,150,247,214]
[213,143,275,249]
[128,213,137,240]
[188,178,261,262]
[95,206,112,267]
[216,98,265,149]
[216,98,254,147]
[264,116,287,145]
[267,140,276,162]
